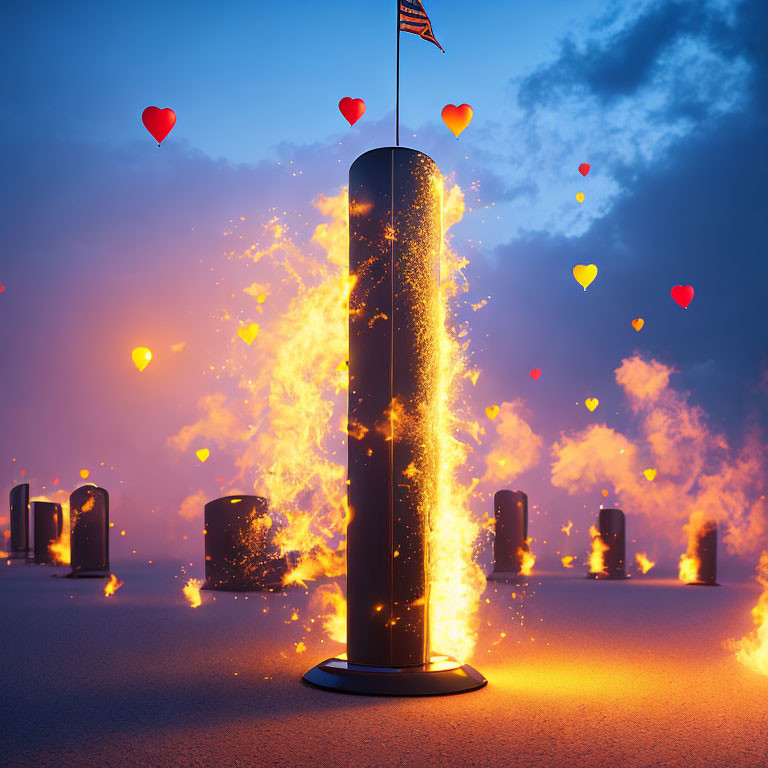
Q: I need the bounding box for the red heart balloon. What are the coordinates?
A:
[579,163,591,176]
[142,106,176,145]
[530,368,542,380]
[0,284,5,293]
[339,97,366,126]
[671,285,694,309]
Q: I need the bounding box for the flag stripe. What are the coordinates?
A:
[398,0,444,52]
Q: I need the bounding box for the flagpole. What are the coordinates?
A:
[395,0,400,146]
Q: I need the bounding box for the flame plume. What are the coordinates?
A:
[734,551,768,675]
[183,578,203,608]
[588,525,609,576]
[104,574,123,597]
[635,552,655,574]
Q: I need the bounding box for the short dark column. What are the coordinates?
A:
[686,521,719,586]
[588,508,628,580]
[487,490,528,581]
[68,485,110,578]
[32,501,63,565]
[9,483,29,559]
[203,495,287,591]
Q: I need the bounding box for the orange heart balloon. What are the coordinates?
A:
[442,104,473,138]
[631,318,644,332]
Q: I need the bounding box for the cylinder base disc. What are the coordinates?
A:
[66,569,110,579]
[586,572,629,580]
[303,655,487,697]
[486,570,528,584]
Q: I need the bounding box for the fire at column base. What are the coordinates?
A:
[303,655,487,697]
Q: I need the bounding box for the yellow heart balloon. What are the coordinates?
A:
[573,264,598,291]
[485,404,500,420]
[80,469,90,479]
[195,448,210,463]
[632,318,644,332]
[131,346,152,372]
[237,323,259,346]
[575,193,585,203]
[585,398,599,412]
[643,468,657,481]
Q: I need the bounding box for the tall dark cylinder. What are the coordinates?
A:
[32,501,63,565]
[597,508,627,579]
[68,485,109,577]
[488,490,528,580]
[345,147,441,668]
[203,495,287,591]
[9,483,29,559]
[691,521,718,585]
[303,147,486,695]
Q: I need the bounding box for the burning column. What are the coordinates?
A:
[487,490,530,582]
[303,147,486,695]
[587,508,628,580]
[680,520,719,586]
[9,483,30,561]
[32,501,63,565]
[67,485,110,578]
[203,495,288,591]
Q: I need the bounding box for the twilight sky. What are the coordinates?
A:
[1,0,766,569]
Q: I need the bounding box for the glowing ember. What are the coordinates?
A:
[183,577,203,608]
[734,551,768,675]
[561,520,573,536]
[561,555,576,568]
[104,574,124,597]
[635,552,655,574]
[588,525,609,576]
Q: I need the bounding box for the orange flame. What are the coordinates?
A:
[734,551,768,675]
[588,525,609,575]
[183,578,203,608]
[635,552,656,574]
[104,574,123,597]
[561,555,576,568]
[31,491,71,565]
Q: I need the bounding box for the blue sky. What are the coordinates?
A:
[1,0,766,562]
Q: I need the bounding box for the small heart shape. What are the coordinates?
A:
[643,468,657,481]
[195,448,210,463]
[131,346,152,371]
[339,97,366,126]
[80,469,89,479]
[529,368,542,380]
[53,478,60,486]
[601,489,609,497]
[579,163,591,176]
[573,264,598,291]
[441,104,473,137]
[671,285,694,309]
[631,318,644,332]
[237,323,259,346]
[142,106,176,145]
[575,193,585,203]
[585,398,599,412]
[0,284,5,293]
[485,404,500,420]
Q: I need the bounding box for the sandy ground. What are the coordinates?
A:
[2,560,766,768]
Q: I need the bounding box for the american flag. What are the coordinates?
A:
[399,0,444,52]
